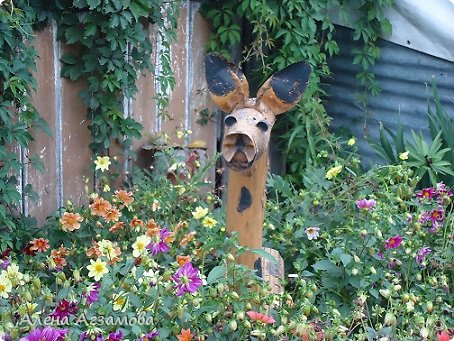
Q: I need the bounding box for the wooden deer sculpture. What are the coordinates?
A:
[205,53,311,270]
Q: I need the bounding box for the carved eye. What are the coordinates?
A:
[256,121,269,132]
[224,115,237,127]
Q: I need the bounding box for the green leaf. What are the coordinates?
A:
[87,0,101,10]
[251,248,277,264]
[340,253,352,267]
[206,265,226,284]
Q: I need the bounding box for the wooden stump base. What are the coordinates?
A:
[254,247,285,294]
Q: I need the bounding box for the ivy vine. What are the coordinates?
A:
[200,0,394,181]
[0,1,48,241]
[1,0,180,248]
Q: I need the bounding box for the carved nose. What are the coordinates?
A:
[222,133,256,163]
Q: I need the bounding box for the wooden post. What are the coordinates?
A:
[226,154,268,268]
[204,53,311,275]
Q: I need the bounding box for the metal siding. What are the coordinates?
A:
[325,25,454,167]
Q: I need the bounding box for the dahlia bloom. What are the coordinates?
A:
[172,262,203,296]
[385,235,403,250]
[19,327,67,341]
[356,198,377,210]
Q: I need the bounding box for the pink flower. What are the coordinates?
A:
[385,235,403,250]
[49,299,78,320]
[84,282,100,305]
[428,209,444,221]
[172,262,203,296]
[105,330,122,341]
[246,311,276,324]
[147,228,172,255]
[19,327,67,341]
[356,198,376,210]
[437,331,452,341]
[415,187,436,200]
[416,247,431,265]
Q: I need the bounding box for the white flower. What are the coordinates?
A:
[132,235,151,258]
[305,227,320,240]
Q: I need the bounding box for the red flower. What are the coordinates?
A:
[437,331,451,341]
[385,235,403,250]
[246,310,276,324]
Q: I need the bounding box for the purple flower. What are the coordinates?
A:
[377,252,385,260]
[84,282,101,305]
[416,247,431,265]
[415,187,436,200]
[428,208,444,222]
[1,257,10,269]
[20,327,68,341]
[172,262,203,296]
[106,330,122,341]
[436,182,452,196]
[429,221,442,234]
[80,332,104,341]
[147,228,172,255]
[385,235,403,250]
[139,331,159,341]
[356,198,376,210]
[49,299,78,320]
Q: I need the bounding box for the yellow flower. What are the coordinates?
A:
[399,151,409,160]
[113,292,129,311]
[5,263,24,283]
[0,273,12,298]
[94,156,111,172]
[348,138,356,146]
[326,165,343,180]
[192,206,208,220]
[98,239,115,259]
[202,216,217,229]
[87,259,108,281]
[132,235,151,258]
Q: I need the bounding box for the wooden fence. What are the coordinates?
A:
[23,1,217,225]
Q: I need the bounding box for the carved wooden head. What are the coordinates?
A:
[205,53,311,173]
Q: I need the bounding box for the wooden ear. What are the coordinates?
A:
[204,53,249,113]
[256,61,311,115]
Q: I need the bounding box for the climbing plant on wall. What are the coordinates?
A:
[0,0,180,247]
[48,0,179,154]
[0,1,48,246]
[200,0,394,181]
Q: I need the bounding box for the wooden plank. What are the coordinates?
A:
[130,26,158,170]
[28,27,58,224]
[160,6,188,146]
[189,3,218,182]
[60,45,92,207]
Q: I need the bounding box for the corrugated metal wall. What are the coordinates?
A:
[325,25,454,167]
[25,1,217,225]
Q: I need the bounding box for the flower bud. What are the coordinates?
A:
[229,320,237,331]
[205,314,212,323]
[352,268,359,275]
[384,313,396,327]
[236,311,245,321]
[226,253,235,262]
[420,327,429,339]
[370,267,377,275]
[243,321,252,329]
[405,301,415,313]
[379,289,391,299]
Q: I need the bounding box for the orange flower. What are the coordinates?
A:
[90,197,112,216]
[130,218,144,228]
[114,189,134,206]
[176,255,191,267]
[29,238,50,252]
[173,221,188,234]
[60,212,83,232]
[146,219,158,229]
[180,231,196,247]
[103,207,121,223]
[51,245,70,258]
[177,328,192,341]
[246,311,275,324]
[52,256,67,268]
[109,221,125,233]
[86,241,102,258]
[165,231,175,244]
